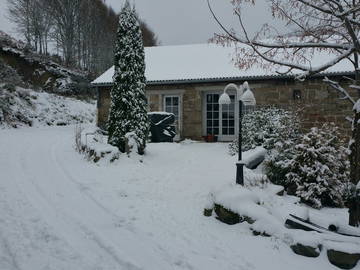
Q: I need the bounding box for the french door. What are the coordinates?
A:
[205,93,236,141]
[163,95,181,140]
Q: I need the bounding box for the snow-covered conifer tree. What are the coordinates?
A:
[286,123,350,209]
[107,2,149,154]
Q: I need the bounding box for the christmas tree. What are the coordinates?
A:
[107,2,149,154]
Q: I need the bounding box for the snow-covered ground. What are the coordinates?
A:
[0,86,95,128]
[0,125,356,270]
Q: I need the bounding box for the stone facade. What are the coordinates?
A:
[96,75,357,140]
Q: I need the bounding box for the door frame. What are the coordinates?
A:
[163,94,182,141]
[202,91,238,142]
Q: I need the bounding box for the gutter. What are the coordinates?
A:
[91,71,355,87]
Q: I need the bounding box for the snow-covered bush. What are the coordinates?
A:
[0,59,22,85]
[265,139,298,187]
[76,126,120,163]
[228,106,300,155]
[267,123,350,209]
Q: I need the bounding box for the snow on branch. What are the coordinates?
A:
[234,7,355,78]
[323,76,356,105]
[208,0,352,50]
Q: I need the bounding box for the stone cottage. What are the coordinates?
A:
[91,44,356,141]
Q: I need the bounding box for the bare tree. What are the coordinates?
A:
[7,0,53,54]
[45,0,82,67]
[208,0,360,226]
[7,0,35,47]
[7,0,159,73]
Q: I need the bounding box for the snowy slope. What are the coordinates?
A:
[0,31,90,95]
[0,85,95,128]
[0,126,355,270]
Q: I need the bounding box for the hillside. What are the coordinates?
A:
[0,31,92,95]
[0,31,96,128]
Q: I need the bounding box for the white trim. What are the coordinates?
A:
[202,91,238,142]
[163,95,182,141]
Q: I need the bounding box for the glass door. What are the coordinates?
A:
[205,93,236,141]
[164,95,181,140]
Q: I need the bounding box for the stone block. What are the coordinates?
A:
[327,250,360,269]
[203,208,213,217]
[214,204,255,225]
[290,243,321,258]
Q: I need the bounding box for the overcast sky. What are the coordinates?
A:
[0,0,286,45]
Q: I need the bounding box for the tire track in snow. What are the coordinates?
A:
[15,131,137,270]
[15,128,169,270]
[50,131,174,269]
[0,231,22,270]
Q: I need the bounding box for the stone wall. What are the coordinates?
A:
[96,75,357,139]
[251,78,355,135]
[96,85,111,130]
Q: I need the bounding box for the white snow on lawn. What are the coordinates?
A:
[0,125,355,270]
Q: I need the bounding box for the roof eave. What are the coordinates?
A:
[91,71,355,87]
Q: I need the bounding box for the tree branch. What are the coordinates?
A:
[324,76,356,105]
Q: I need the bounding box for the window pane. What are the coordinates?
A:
[213,104,219,111]
[207,95,213,103]
[207,112,212,119]
[165,98,171,106]
[207,104,213,111]
[213,112,219,119]
[173,97,179,106]
[229,128,235,135]
[214,128,219,135]
[213,120,219,127]
[222,128,228,135]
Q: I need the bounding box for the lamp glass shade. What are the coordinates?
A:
[219,92,231,105]
[241,89,256,106]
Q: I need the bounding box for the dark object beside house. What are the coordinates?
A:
[148,112,176,142]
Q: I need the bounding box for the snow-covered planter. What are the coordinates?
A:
[75,126,120,163]
[205,182,360,269]
[207,184,268,225]
[229,106,300,155]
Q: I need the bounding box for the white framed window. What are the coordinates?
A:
[163,95,181,140]
[204,92,236,141]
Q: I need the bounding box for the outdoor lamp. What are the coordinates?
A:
[219,81,256,185]
[241,84,256,107]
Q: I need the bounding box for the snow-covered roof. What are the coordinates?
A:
[91,43,354,85]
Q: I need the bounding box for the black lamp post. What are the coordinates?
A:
[219,82,256,185]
